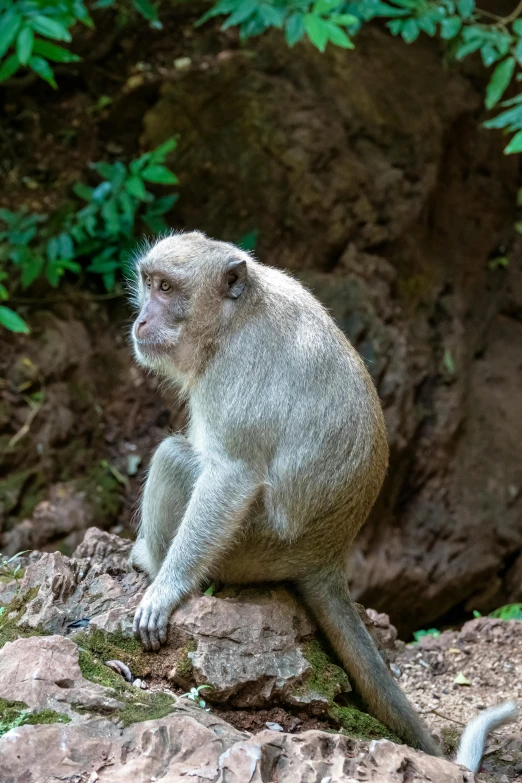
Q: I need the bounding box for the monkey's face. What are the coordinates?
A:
[131,233,248,375]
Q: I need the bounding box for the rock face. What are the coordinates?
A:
[0,529,485,782]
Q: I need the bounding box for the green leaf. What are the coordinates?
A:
[481,43,501,67]
[387,18,404,35]
[401,18,419,43]
[204,583,215,596]
[149,137,177,163]
[125,176,147,200]
[513,19,522,35]
[304,14,330,51]
[32,39,80,63]
[285,13,305,46]
[504,129,522,154]
[132,0,161,27]
[0,306,29,333]
[0,8,21,58]
[0,53,20,81]
[0,283,8,300]
[57,232,74,259]
[313,0,341,13]
[141,165,179,184]
[440,16,461,39]
[330,13,359,25]
[453,671,471,685]
[221,0,257,29]
[443,348,455,374]
[489,603,522,620]
[258,4,285,28]
[16,25,34,65]
[325,22,354,48]
[29,16,72,42]
[416,14,436,36]
[483,103,522,130]
[28,55,57,88]
[457,0,474,18]
[21,254,44,287]
[456,40,482,59]
[412,628,441,642]
[515,38,522,66]
[486,57,515,110]
[72,182,94,200]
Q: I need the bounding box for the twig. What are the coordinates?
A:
[499,0,522,25]
[429,709,466,726]
[8,399,42,447]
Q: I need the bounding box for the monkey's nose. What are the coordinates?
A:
[135,319,147,339]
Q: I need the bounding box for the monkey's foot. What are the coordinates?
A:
[133,582,176,650]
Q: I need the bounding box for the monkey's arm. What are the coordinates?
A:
[133,460,258,650]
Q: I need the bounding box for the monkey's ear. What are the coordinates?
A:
[225,258,247,299]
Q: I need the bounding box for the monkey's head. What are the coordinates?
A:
[131,232,249,378]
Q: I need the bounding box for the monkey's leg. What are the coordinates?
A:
[133,458,259,650]
[298,569,441,757]
[129,435,200,580]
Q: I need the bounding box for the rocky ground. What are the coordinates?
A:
[0,527,520,782]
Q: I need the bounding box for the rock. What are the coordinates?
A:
[3,482,94,555]
[17,550,146,634]
[0,718,475,782]
[0,635,122,719]
[167,586,351,709]
[72,526,133,574]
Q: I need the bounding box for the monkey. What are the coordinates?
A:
[128,231,517,771]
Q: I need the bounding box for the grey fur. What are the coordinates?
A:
[128,231,516,765]
[455,701,518,772]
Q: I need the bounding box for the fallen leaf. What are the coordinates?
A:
[453,671,471,685]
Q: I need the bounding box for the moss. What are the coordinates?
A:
[298,640,401,743]
[0,586,45,648]
[299,640,351,702]
[78,648,127,691]
[176,640,197,679]
[117,691,174,726]
[0,698,69,737]
[77,646,174,726]
[329,704,401,743]
[75,627,148,678]
[441,726,460,755]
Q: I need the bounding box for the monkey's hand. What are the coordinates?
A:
[133,580,179,651]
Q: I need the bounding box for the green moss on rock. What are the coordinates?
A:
[77,645,174,726]
[298,639,401,743]
[0,586,45,649]
[0,698,69,737]
[300,640,351,702]
[176,640,197,679]
[75,627,148,678]
[329,704,400,743]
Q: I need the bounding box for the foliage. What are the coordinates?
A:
[0,138,178,332]
[200,0,522,154]
[0,0,161,88]
[488,603,522,620]
[181,684,212,710]
[0,550,29,587]
[411,627,441,642]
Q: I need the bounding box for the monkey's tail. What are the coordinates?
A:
[455,701,518,772]
[299,569,441,757]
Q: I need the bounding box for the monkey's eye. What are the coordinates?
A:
[145,276,152,288]
[160,281,171,292]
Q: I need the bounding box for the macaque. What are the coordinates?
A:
[129,231,517,769]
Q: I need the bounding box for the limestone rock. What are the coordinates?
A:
[0,635,122,719]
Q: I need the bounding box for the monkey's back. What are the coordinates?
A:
[193,262,388,549]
